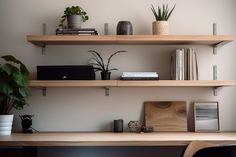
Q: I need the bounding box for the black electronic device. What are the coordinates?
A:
[20,115,33,133]
[37,65,95,80]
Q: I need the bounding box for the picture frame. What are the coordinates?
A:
[194,101,220,132]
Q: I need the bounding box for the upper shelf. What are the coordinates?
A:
[27,35,234,47]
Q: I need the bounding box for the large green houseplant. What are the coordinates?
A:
[88,50,126,80]
[59,5,89,29]
[0,55,30,135]
[151,4,176,35]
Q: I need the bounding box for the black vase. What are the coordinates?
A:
[101,72,111,80]
[117,21,133,35]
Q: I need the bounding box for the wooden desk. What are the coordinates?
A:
[1,132,236,146]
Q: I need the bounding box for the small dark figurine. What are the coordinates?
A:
[19,115,33,133]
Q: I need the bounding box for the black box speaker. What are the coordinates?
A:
[37,65,95,80]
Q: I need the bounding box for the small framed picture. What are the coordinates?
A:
[194,101,219,132]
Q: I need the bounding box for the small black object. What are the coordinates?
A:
[20,115,33,133]
[101,72,111,80]
[114,119,123,132]
[117,21,133,35]
[37,65,95,80]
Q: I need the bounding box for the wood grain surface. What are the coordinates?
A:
[145,101,187,131]
[1,132,236,146]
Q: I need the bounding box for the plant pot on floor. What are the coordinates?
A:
[152,21,169,35]
[0,115,14,135]
[101,72,111,80]
[67,15,83,29]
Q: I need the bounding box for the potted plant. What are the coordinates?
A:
[59,6,89,29]
[151,4,176,35]
[88,50,126,80]
[0,55,30,135]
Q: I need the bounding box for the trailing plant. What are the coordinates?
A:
[0,55,30,115]
[151,4,176,21]
[88,50,127,72]
[59,6,89,28]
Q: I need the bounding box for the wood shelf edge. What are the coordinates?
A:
[28,80,235,88]
[26,35,234,46]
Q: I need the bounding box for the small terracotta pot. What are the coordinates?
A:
[152,21,169,35]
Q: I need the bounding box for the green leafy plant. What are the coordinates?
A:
[151,4,176,21]
[0,55,30,115]
[59,6,89,27]
[88,50,127,72]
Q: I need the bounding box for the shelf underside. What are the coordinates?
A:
[1,132,236,146]
[28,80,235,88]
[27,35,234,46]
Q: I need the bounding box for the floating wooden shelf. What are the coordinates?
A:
[28,80,235,88]
[27,35,234,47]
[29,80,117,88]
[1,132,236,146]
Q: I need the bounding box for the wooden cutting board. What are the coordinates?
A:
[144,101,187,132]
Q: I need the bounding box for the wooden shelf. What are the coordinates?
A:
[28,80,235,88]
[1,132,236,146]
[28,80,117,88]
[27,35,234,46]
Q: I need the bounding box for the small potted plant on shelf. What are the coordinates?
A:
[59,5,89,29]
[151,4,176,35]
[0,55,30,135]
[88,50,127,80]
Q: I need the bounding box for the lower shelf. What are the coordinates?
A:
[28,80,235,88]
[1,132,236,146]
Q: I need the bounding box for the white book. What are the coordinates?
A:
[192,48,199,80]
[122,72,159,77]
[176,49,184,80]
[184,48,188,80]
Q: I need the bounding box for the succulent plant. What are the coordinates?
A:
[151,4,176,21]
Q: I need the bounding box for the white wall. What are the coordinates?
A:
[0,0,236,156]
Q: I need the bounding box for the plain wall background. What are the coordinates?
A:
[0,0,236,156]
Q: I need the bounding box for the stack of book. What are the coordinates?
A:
[121,72,159,80]
[171,48,198,80]
[56,28,98,35]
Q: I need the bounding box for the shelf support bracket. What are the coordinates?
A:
[213,65,218,96]
[213,23,217,55]
[213,87,218,96]
[42,44,46,55]
[42,23,47,55]
[42,87,47,96]
[104,87,110,96]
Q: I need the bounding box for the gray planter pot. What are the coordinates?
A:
[67,15,83,29]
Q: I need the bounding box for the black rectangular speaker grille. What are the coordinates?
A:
[37,65,95,80]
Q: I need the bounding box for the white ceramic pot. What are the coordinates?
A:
[67,15,83,29]
[0,115,14,135]
[152,21,169,35]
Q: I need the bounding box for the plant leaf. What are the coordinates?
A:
[106,50,127,71]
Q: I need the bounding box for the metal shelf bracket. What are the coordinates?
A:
[213,87,218,96]
[42,87,47,96]
[42,44,46,55]
[42,23,47,55]
[104,87,110,96]
[213,23,217,55]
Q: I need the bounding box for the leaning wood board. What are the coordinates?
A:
[144,101,187,131]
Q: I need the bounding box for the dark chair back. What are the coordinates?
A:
[193,145,236,157]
